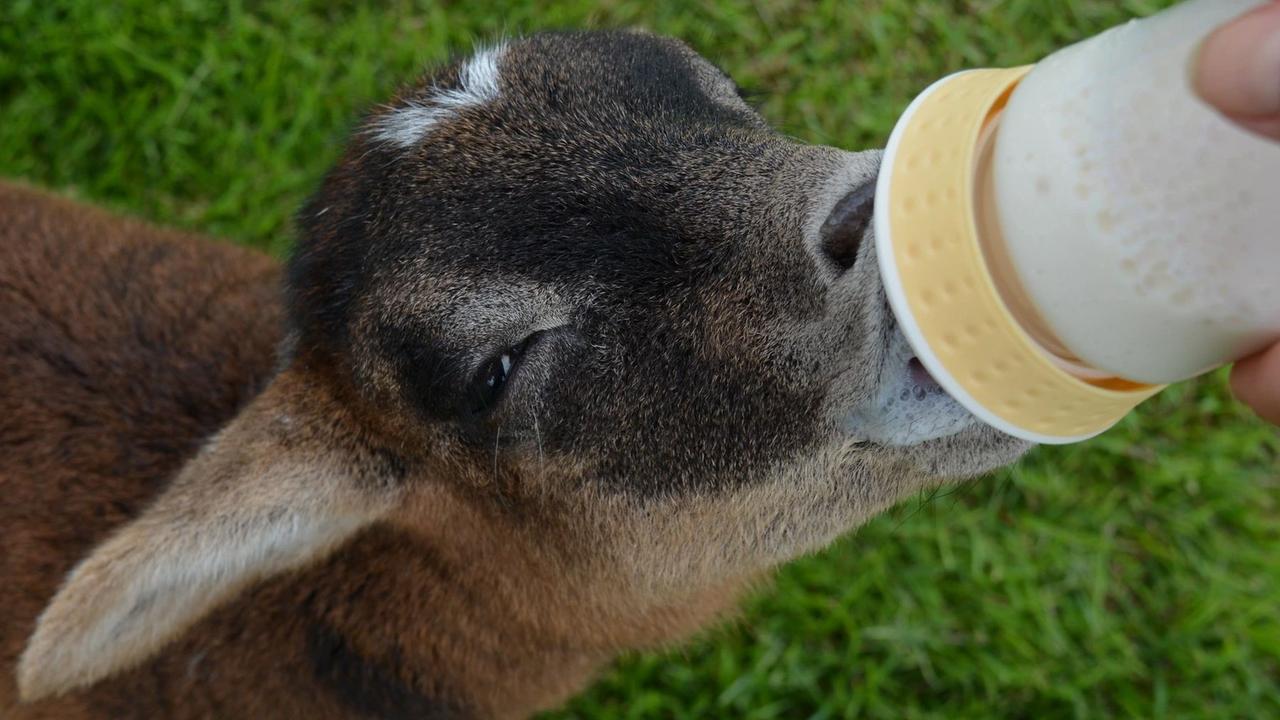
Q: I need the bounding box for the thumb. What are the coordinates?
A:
[1194,0,1280,140]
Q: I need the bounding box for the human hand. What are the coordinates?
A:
[1195,1,1280,424]
[1230,346,1280,425]
[1195,0,1280,139]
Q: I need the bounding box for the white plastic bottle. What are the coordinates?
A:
[876,0,1280,443]
[991,0,1280,384]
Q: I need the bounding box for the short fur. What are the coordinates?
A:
[2,31,1029,719]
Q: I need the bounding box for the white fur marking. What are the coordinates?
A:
[370,44,506,148]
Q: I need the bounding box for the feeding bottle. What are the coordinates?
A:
[875,0,1280,444]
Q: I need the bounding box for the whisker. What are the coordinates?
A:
[533,412,545,477]
[492,425,512,510]
[493,424,501,482]
[891,484,945,532]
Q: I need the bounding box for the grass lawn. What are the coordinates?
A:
[4,0,1278,717]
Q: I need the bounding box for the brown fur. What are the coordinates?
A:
[0,184,751,718]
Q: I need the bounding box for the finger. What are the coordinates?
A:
[1230,343,1280,425]
[1194,0,1280,137]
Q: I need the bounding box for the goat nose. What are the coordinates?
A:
[817,181,876,274]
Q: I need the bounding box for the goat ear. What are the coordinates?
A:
[16,368,403,702]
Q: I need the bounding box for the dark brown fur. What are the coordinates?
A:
[0,183,757,719]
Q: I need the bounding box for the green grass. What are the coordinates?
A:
[3,1,1278,717]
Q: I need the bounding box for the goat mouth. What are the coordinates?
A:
[840,331,978,446]
[907,356,941,393]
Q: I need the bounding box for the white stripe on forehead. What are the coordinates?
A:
[369,43,507,149]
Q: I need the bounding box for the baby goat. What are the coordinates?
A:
[1,31,1029,719]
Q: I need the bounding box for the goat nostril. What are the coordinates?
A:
[818,182,876,274]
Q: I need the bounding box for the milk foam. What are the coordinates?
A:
[989,0,1280,383]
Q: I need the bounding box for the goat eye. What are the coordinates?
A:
[485,353,513,391]
[472,332,542,412]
